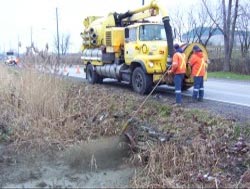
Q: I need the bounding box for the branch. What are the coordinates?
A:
[201,0,224,34]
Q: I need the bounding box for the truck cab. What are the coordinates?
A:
[123,23,170,93]
[125,23,167,72]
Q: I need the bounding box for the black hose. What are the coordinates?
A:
[162,16,174,64]
[113,12,133,26]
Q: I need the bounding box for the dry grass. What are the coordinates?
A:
[131,108,250,188]
[0,64,249,188]
[20,53,81,71]
[0,64,140,154]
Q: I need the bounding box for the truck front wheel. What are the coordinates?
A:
[86,64,101,84]
[132,67,152,95]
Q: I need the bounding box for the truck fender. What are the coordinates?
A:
[86,62,96,71]
[130,60,147,73]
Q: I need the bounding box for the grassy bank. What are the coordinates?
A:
[0,65,138,151]
[0,65,249,188]
[208,71,250,81]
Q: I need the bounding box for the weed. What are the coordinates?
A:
[1,63,249,188]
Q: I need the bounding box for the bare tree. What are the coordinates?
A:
[184,7,217,46]
[202,0,240,71]
[170,8,199,44]
[194,4,217,47]
[170,10,186,43]
[237,4,250,56]
[186,10,197,43]
[60,34,70,55]
[236,3,250,73]
[171,2,217,47]
[54,33,71,56]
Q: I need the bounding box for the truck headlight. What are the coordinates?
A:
[148,62,154,68]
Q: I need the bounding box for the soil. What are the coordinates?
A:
[1,78,250,188]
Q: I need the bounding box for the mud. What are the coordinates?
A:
[63,136,130,171]
[0,137,135,188]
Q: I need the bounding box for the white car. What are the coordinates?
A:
[4,53,18,65]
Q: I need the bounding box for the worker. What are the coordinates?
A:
[167,44,186,105]
[188,45,207,102]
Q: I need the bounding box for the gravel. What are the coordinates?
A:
[182,98,250,123]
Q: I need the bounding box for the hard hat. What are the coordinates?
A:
[174,43,180,50]
[193,45,202,52]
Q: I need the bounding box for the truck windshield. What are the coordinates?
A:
[139,24,166,41]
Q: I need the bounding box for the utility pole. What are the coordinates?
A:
[30,27,33,47]
[17,36,20,57]
[56,7,60,64]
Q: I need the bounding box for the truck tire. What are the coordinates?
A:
[97,77,103,84]
[132,67,152,95]
[86,64,100,84]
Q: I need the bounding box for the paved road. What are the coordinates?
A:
[61,65,250,107]
[194,78,250,107]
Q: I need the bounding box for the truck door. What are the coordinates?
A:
[124,27,139,65]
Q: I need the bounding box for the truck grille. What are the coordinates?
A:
[106,31,112,46]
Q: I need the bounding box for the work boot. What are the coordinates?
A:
[173,103,182,107]
[198,98,203,102]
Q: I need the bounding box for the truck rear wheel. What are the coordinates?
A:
[132,67,152,95]
[86,64,101,84]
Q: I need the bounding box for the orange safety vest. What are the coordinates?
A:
[189,52,206,77]
[171,52,186,74]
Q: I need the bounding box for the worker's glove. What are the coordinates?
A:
[167,70,172,74]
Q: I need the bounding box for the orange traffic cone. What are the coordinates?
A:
[76,65,81,74]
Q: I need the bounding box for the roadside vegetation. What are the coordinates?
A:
[0,64,249,188]
[1,0,249,186]
[208,71,250,81]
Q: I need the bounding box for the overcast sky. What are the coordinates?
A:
[0,0,199,54]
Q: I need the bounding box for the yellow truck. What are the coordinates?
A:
[80,0,208,94]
